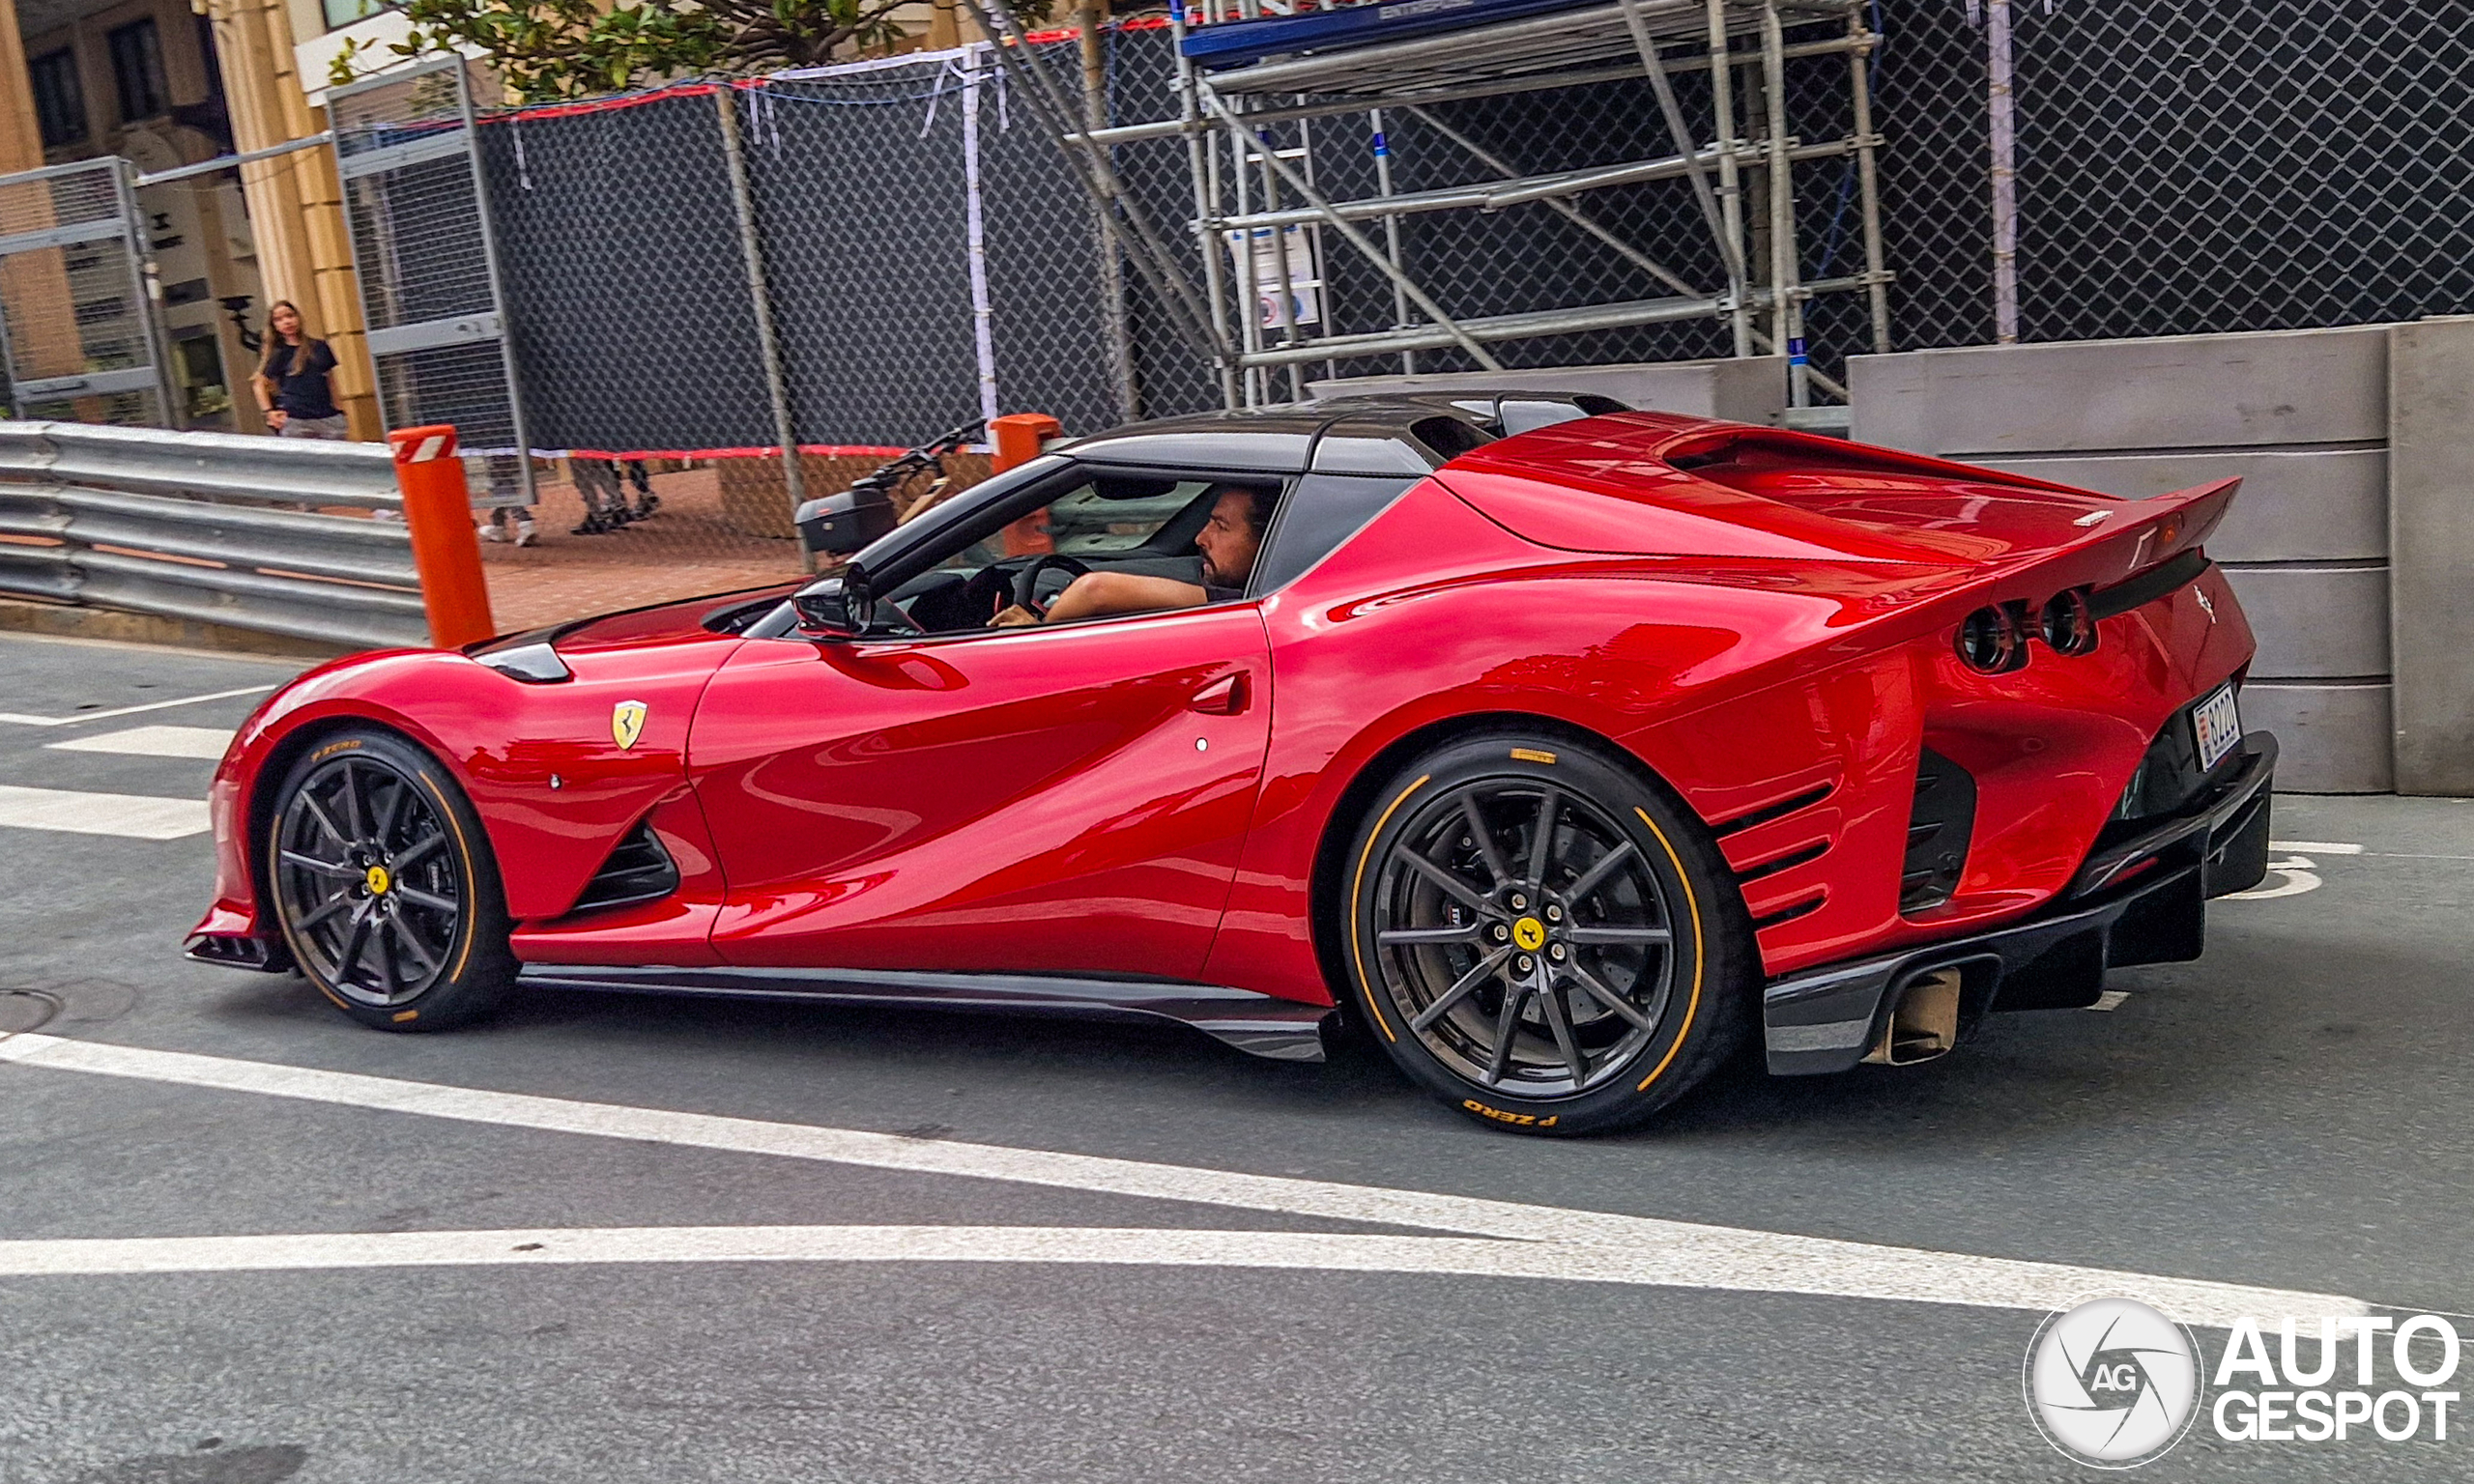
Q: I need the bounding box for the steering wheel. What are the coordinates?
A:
[1009,554,1092,618]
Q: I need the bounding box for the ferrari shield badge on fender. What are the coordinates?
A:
[612,699,648,750]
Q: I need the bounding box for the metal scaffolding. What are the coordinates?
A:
[982,0,1891,412]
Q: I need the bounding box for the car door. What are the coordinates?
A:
[688,528,1273,985]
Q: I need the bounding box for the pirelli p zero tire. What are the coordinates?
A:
[1341,733,1756,1136]
[267,728,516,1033]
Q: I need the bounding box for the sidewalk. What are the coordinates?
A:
[478,464,807,633]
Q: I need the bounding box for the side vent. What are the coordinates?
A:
[571,820,680,914]
[1901,748,1976,913]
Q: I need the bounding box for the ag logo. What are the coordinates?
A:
[611,699,648,751]
[2025,1298,2202,1468]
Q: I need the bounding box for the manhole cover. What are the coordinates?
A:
[0,989,62,1034]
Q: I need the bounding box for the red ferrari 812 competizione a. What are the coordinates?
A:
[190,395,2274,1134]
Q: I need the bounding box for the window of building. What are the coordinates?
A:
[323,0,397,32]
[30,48,87,148]
[106,19,168,123]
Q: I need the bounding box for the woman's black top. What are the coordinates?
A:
[265,339,341,419]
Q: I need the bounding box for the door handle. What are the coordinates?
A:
[1188,671,1251,716]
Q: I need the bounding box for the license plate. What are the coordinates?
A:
[2193,683,2241,772]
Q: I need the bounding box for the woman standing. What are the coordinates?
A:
[251,300,348,440]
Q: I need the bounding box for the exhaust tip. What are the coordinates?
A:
[1863,967,1963,1067]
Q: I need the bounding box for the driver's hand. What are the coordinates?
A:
[988,604,1041,628]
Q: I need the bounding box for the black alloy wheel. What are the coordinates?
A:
[268,728,513,1031]
[1343,735,1754,1135]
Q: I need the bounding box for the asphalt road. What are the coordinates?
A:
[1,628,2467,1484]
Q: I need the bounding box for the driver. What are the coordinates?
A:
[989,482,1273,628]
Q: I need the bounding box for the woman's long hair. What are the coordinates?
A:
[261,300,310,379]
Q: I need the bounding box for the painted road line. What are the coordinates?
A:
[0,785,208,840]
[0,1032,2363,1326]
[2269,841,2363,855]
[44,725,234,760]
[0,1225,2362,1311]
[0,684,274,728]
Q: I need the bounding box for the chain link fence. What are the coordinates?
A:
[16,2,2446,639]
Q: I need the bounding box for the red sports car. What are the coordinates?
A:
[189,397,2274,1135]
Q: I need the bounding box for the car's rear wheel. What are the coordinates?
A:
[1341,733,1754,1135]
[267,728,514,1031]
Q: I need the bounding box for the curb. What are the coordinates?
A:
[0,598,353,661]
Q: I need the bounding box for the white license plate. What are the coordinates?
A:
[2193,683,2242,772]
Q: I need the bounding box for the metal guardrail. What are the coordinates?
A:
[0,421,429,651]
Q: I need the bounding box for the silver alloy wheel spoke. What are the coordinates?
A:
[1483,981,1530,1086]
[339,762,367,844]
[1526,786,1560,886]
[1410,946,1513,1033]
[1560,839,1638,905]
[1399,849,1493,914]
[295,892,356,930]
[1538,978,1588,1086]
[1378,924,1485,946]
[389,917,440,975]
[1458,794,1511,887]
[336,899,376,984]
[300,791,350,849]
[1565,959,1655,1032]
[1566,925,1673,945]
[280,850,360,880]
[372,776,405,849]
[392,885,456,915]
[374,920,401,998]
[390,833,446,870]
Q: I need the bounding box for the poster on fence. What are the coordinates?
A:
[1223,225,1324,332]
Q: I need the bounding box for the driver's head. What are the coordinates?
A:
[1197,483,1275,588]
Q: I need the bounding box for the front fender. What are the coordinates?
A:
[195,638,732,942]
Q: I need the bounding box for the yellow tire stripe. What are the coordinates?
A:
[415,768,480,985]
[1633,804,1707,1093]
[1348,774,1432,1043]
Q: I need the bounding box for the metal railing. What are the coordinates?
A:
[0,421,429,651]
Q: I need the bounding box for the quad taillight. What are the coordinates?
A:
[1956,587,2100,673]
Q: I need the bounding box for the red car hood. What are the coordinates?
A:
[532,582,801,656]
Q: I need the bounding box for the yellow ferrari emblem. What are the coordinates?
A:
[364,864,392,896]
[612,699,647,750]
[1512,916,1546,952]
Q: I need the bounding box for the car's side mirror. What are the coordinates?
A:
[791,563,877,639]
[795,480,897,556]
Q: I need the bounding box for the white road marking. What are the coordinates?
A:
[43,725,233,760]
[2226,856,2323,901]
[0,1032,2364,1326]
[0,785,209,840]
[2085,991,2130,1013]
[2270,841,2362,856]
[0,684,274,728]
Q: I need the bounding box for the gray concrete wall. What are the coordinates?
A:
[1308,357,1789,424]
[2387,318,2474,796]
[1850,327,2399,793]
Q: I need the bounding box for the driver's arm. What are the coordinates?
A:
[1041,570,1208,624]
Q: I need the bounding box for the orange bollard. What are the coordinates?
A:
[992,412,1063,556]
[389,425,497,648]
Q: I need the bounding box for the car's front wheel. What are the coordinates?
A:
[1340,733,1754,1135]
[266,728,514,1031]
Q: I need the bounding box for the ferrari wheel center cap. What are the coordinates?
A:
[365,864,392,897]
[1511,916,1547,952]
